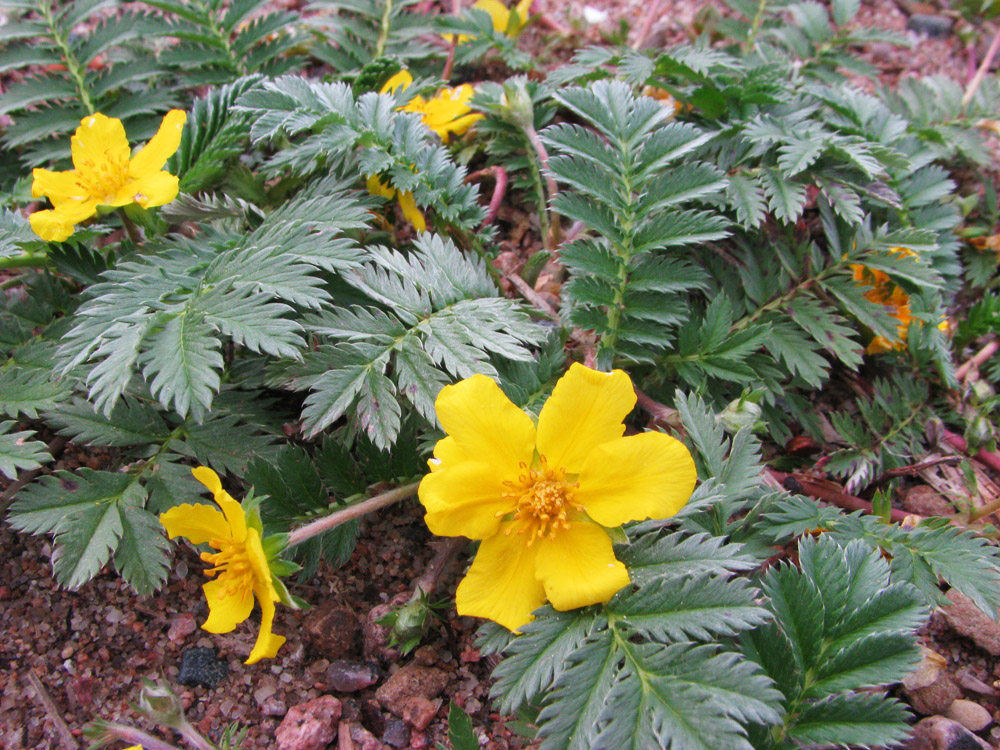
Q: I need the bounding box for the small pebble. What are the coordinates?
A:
[382,718,411,749]
[177,647,229,689]
[946,699,993,731]
[325,661,379,693]
[906,13,953,38]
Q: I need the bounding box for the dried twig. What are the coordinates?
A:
[870,455,963,487]
[27,671,78,750]
[631,0,664,50]
[506,272,559,320]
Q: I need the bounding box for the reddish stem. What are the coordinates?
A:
[943,430,1000,475]
[963,24,1000,108]
[465,166,508,227]
[766,469,914,523]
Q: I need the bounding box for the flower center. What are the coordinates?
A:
[500,456,583,546]
[74,143,129,204]
[202,538,255,598]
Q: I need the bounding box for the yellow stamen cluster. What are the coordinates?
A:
[202,539,254,598]
[501,457,582,545]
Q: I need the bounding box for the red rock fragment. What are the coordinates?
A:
[276,695,342,750]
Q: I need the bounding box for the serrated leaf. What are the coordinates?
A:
[0,422,51,479]
[46,397,170,447]
[115,504,171,596]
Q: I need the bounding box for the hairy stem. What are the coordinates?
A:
[40,0,94,114]
[0,254,48,271]
[374,0,396,57]
[119,208,144,246]
[743,0,770,52]
[524,125,560,251]
[962,24,1000,110]
[287,482,420,547]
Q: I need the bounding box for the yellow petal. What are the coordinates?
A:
[201,576,254,633]
[244,527,286,663]
[419,460,515,539]
[31,168,83,204]
[396,190,426,231]
[159,502,231,544]
[576,432,696,526]
[366,174,396,199]
[381,69,413,95]
[436,374,535,477]
[117,170,180,208]
[473,0,512,32]
[192,467,247,543]
[455,528,545,631]
[427,436,465,473]
[534,521,629,611]
[535,363,635,474]
[29,208,80,242]
[246,588,287,664]
[512,0,533,31]
[71,113,129,175]
[129,109,186,177]
[442,112,484,140]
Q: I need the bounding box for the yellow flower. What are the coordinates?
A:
[365,175,427,232]
[447,0,532,41]
[419,363,697,631]
[381,70,483,143]
[160,467,286,665]
[29,110,187,242]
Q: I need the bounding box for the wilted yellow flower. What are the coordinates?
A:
[851,247,947,354]
[419,363,697,631]
[29,110,186,242]
[160,467,286,665]
[381,70,483,142]
[365,175,426,232]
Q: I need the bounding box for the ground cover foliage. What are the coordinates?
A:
[3,0,1000,746]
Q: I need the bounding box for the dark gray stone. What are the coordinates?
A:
[906,14,953,38]
[177,647,228,689]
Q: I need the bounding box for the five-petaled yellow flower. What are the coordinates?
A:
[381,70,483,143]
[447,0,532,42]
[419,363,697,631]
[160,467,286,664]
[29,110,187,242]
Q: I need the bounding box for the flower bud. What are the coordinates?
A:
[137,680,185,728]
[500,78,534,130]
[717,398,762,434]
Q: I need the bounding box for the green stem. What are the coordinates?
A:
[197,0,242,73]
[286,481,420,547]
[119,208,143,246]
[374,0,395,57]
[0,254,48,271]
[743,0,769,52]
[39,0,95,114]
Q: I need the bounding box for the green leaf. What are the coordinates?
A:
[0,367,73,419]
[46,397,170,447]
[140,313,223,420]
[609,573,771,641]
[490,608,597,714]
[447,702,478,750]
[619,530,757,584]
[0,421,51,480]
[115,504,171,596]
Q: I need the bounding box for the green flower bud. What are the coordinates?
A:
[717,398,762,434]
[501,78,534,130]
